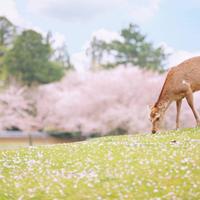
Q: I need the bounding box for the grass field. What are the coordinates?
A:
[0,128,200,200]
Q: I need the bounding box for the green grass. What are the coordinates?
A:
[0,128,200,200]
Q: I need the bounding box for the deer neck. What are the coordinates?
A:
[156,98,171,114]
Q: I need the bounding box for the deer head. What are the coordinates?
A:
[149,105,163,134]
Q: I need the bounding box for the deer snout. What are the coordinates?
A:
[152,130,157,134]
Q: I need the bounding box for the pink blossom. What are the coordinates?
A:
[0,66,199,135]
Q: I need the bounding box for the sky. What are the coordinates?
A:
[0,0,200,70]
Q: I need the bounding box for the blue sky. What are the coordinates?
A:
[1,0,200,69]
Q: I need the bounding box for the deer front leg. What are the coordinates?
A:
[186,90,200,126]
[176,99,182,129]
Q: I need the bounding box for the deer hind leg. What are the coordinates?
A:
[176,99,182,129]
[186,89,200,126]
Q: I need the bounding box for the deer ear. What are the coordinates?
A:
[147,105,152,114]
[148,104,154,110]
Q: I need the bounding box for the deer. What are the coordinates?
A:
[150,56,200,134]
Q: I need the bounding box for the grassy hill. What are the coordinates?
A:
[0,128,200,200]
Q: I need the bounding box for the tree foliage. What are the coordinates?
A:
[0,16,74,87]
[0,45,8,83]
[5,30,65,85]
[0,16,16,47]
[86,37,106,70]
[88,24,167,71]
[54,44,74,70]
[0,17,17,84]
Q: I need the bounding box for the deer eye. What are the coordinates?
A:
[156,117,160,121]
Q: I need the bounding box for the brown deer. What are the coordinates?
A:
[150,56,200,134]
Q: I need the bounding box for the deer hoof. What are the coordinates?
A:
[196,121,200,127]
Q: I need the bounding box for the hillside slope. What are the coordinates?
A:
[0,128,200,200]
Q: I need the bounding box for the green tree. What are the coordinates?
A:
[88,24,166,71]
[0,16,16,85]
[0,45,8,84]
[54,43,74,70]
[0,16,16,47]
[86,37,106,70]
[5,29,65,86]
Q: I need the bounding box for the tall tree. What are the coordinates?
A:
[5,30,65,86]
[54,43,74,70]
[0,45,8,84]
[0,16,16,47]
[88,24,166,71]
[0,16,16,84]
[86,37,106,70]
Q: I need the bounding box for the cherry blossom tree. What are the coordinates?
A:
[0,85,40,131]
[0,66,199,136]
[36,66,200,136]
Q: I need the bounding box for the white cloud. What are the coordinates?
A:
[0,0,25,26]
[52,32,67,48]
[129,0,160,23]
[90,29,123,43]
[71,52,90,72]
[28,0,160,23]
[28,0,124,21]
[0,0,67,55]
[71,28,122,71]
[168,50,200,67]
[160,42,200,67]
[82,28,123,51]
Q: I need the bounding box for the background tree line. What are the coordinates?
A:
[0,16,167,88]
[87,24,167,72]
[0,16,169,135]
[0,16,73,87]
